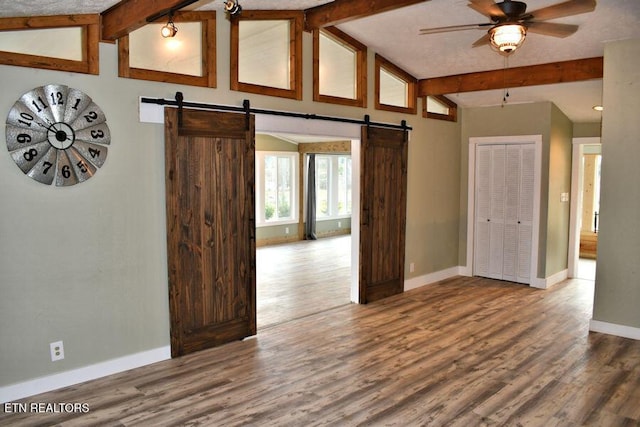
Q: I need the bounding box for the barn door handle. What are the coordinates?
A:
[362,209,370,226]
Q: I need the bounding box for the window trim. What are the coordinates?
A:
[313,26,367,108]
[256,151,300,227]
[375,54,417,115]
[230,10,303,100]
[0,14,100,75]
[423,95,458,122]
[118,11,216,88]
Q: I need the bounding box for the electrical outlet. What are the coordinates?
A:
[338,221,342,228]
[50,341,64,362]
[285,227,289,234]
[410,262,415,273]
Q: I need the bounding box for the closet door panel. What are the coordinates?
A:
[517,144,536,283]
[503,145,521,281]
[474,145,492,277]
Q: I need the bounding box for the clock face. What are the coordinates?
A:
[5,84,110,186]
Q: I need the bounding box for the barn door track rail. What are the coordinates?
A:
[141,92,412,132]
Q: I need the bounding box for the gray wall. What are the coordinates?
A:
[459,102,573,279]
[592,39,640,329]
[546,104,573,277]
[0,18,462,388]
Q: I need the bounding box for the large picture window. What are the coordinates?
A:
[256,152,299,225]
[315,155,352,219]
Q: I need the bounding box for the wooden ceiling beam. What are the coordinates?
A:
[418,57,603,96]
[304,0,430,31]
[101,0,199,41]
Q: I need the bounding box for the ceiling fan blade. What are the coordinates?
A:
[527,0,596,21]
[468,0,506,19]
[526,21,579,37]
[419,23,490,34]
[472,33,491,47]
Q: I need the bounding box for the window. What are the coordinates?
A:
[375,54,417,114]
[423,95,458,122]
[0,14,99,74]
[313,27,367,108]
[315,155,352,219]
[231,11,303,100]
[118,11,216,87]
[256,152,299,225]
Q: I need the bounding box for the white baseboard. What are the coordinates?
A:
[0,346,171,404]
[404,266,462,291]
[530,269,568,289]
[589,320,640,340]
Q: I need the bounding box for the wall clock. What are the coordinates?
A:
[5,84,110,186]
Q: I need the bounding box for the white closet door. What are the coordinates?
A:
[516,144,535,283]
[502,145,521,282]
[488,146,506,279]
[473,143,535,285]
[474,145,492,277]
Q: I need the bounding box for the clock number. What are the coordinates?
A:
[18,112,34,127]
[77,160,89,174]
[17,133,32,144]
[62,165,71,179]
[84,111,98,124]
[71,98,81,110]
[50,91,64,106]
[88,148,101,159]
[42,161,53,175]
[23,148,38,162]
[31,96,48,113]
[91,130,104,139]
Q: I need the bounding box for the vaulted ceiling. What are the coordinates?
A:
[2,0,639,122]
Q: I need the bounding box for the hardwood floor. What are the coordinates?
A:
[3,276,640,426]
[257,235,351,329]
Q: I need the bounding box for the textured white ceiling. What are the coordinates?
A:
[1,0,638,122]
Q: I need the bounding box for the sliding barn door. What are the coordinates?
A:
[359,126,408,303]
[165,107,256,358]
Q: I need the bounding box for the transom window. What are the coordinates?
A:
[231,11,303,100]
[313,27,367,108]
[119,11,216,87]
[375,54,417,115]
[424,95,458,122]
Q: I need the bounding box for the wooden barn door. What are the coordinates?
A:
[359,126,408,303]
[165,107,256,358]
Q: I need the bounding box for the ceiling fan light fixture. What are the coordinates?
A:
[489,23,526,54]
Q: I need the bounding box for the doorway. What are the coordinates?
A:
[254,115,362,328]
[568,137,601,281]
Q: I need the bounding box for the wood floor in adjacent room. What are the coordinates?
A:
[3,276,640,426]
[257,235,351,329]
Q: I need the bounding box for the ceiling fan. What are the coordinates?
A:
[419,0,597,54]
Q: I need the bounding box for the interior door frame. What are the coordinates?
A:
[464,135,543,287]
[568,137,601,278]
[254,114,362,303]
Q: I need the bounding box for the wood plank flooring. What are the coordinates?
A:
[3,276,640,426]
[257,236,351,329]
